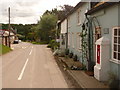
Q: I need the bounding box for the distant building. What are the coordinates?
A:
[60,19,67,52]
[0,29,16,46]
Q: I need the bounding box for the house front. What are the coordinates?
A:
[67,2,90,69]
[87,2,120,86]
[60,19,68,52]
[0,29,16,46]
[66,2,100,71]
[60,2,99,70]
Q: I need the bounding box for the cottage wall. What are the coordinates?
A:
[91,4,120,80]
[60,19,67,51]
[68,3,89,64]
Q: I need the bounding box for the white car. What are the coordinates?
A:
[19,40,21,43]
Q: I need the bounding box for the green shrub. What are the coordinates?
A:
[48,39,59,50]
[73,55,78,61]
[47,44,51,48]
[32,41,48,44]
[69,52,73,58]
[65,49,69,55]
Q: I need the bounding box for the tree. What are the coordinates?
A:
[37,13,57,43]
[57,5,73,20]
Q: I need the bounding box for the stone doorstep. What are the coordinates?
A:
[58,57,109,88]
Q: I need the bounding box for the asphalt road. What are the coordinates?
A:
[2,42,68,88]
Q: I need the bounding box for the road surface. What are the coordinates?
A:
[1,42,68,88]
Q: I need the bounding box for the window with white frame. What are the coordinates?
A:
[61,34,65,45]
[68,17,71,28]
[72,33,74,48]
[77,10,81,25]
[78,33,82,50]
[68,33,70,46]
[76,33,82,50]
[112,27,120,61]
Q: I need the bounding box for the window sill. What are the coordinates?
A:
[77,23,81,26]
[68,26,71,28]
[78,48,82,52]
[110,59,120,64]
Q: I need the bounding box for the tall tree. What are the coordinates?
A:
[38,13,57,43]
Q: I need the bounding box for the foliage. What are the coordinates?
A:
[73,55,78,61]
[43,5,73,20]
[0,44,11,55]
[65,49,69,55]
[32,41,47,45]
[37,14,57,43]
[16,34,25,41]
[1,4,73,43]
[81,23,89,65]
[69,52,73,58]
[47,44,52,48]
[57,5,73,20]
[32,5,73,43]
[1,24,37,41]
[48,40,59,50]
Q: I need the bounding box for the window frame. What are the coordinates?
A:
[76,32,82,51]
[71,33,74,48]
[77,10,81,25]
[111,27,120,64]
[68,17,71,28]
[61,34,65,45]
[68,33,70,46]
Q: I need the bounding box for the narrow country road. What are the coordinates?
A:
[2,42,68,88]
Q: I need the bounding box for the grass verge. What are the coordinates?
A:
[0,44,12,55]
[31,41,48,45]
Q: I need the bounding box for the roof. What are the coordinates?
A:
[87,2,120,15]
[60,2,85,23]
[0,29,16,36]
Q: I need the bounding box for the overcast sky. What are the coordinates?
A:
[0,0,81,24]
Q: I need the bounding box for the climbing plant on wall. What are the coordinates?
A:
[81,23,89,66]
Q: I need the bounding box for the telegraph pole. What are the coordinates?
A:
[8,7,11,47]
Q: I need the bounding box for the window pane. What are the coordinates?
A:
[114,29,117,36]
[118,37,120,44]
[114,44,117,51]
[118,29,120,36]
[118,45,120,52]
[114,37,117,43]
[118,53,120,60]
[114,52,117,59]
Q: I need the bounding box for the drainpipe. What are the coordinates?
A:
[66,19,68,49]
[85,13,94,71]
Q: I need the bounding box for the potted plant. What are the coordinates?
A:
[69,52,73,58]
[65,49,69,55]
[73,55,78,61]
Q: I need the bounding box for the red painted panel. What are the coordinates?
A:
[97,45,100,64]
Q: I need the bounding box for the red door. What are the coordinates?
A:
[97,45,100,64]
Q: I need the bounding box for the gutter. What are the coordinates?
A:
[87,2,119,15]
[85,13,94,71]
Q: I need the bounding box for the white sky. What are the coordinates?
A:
[0,0,81,24]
